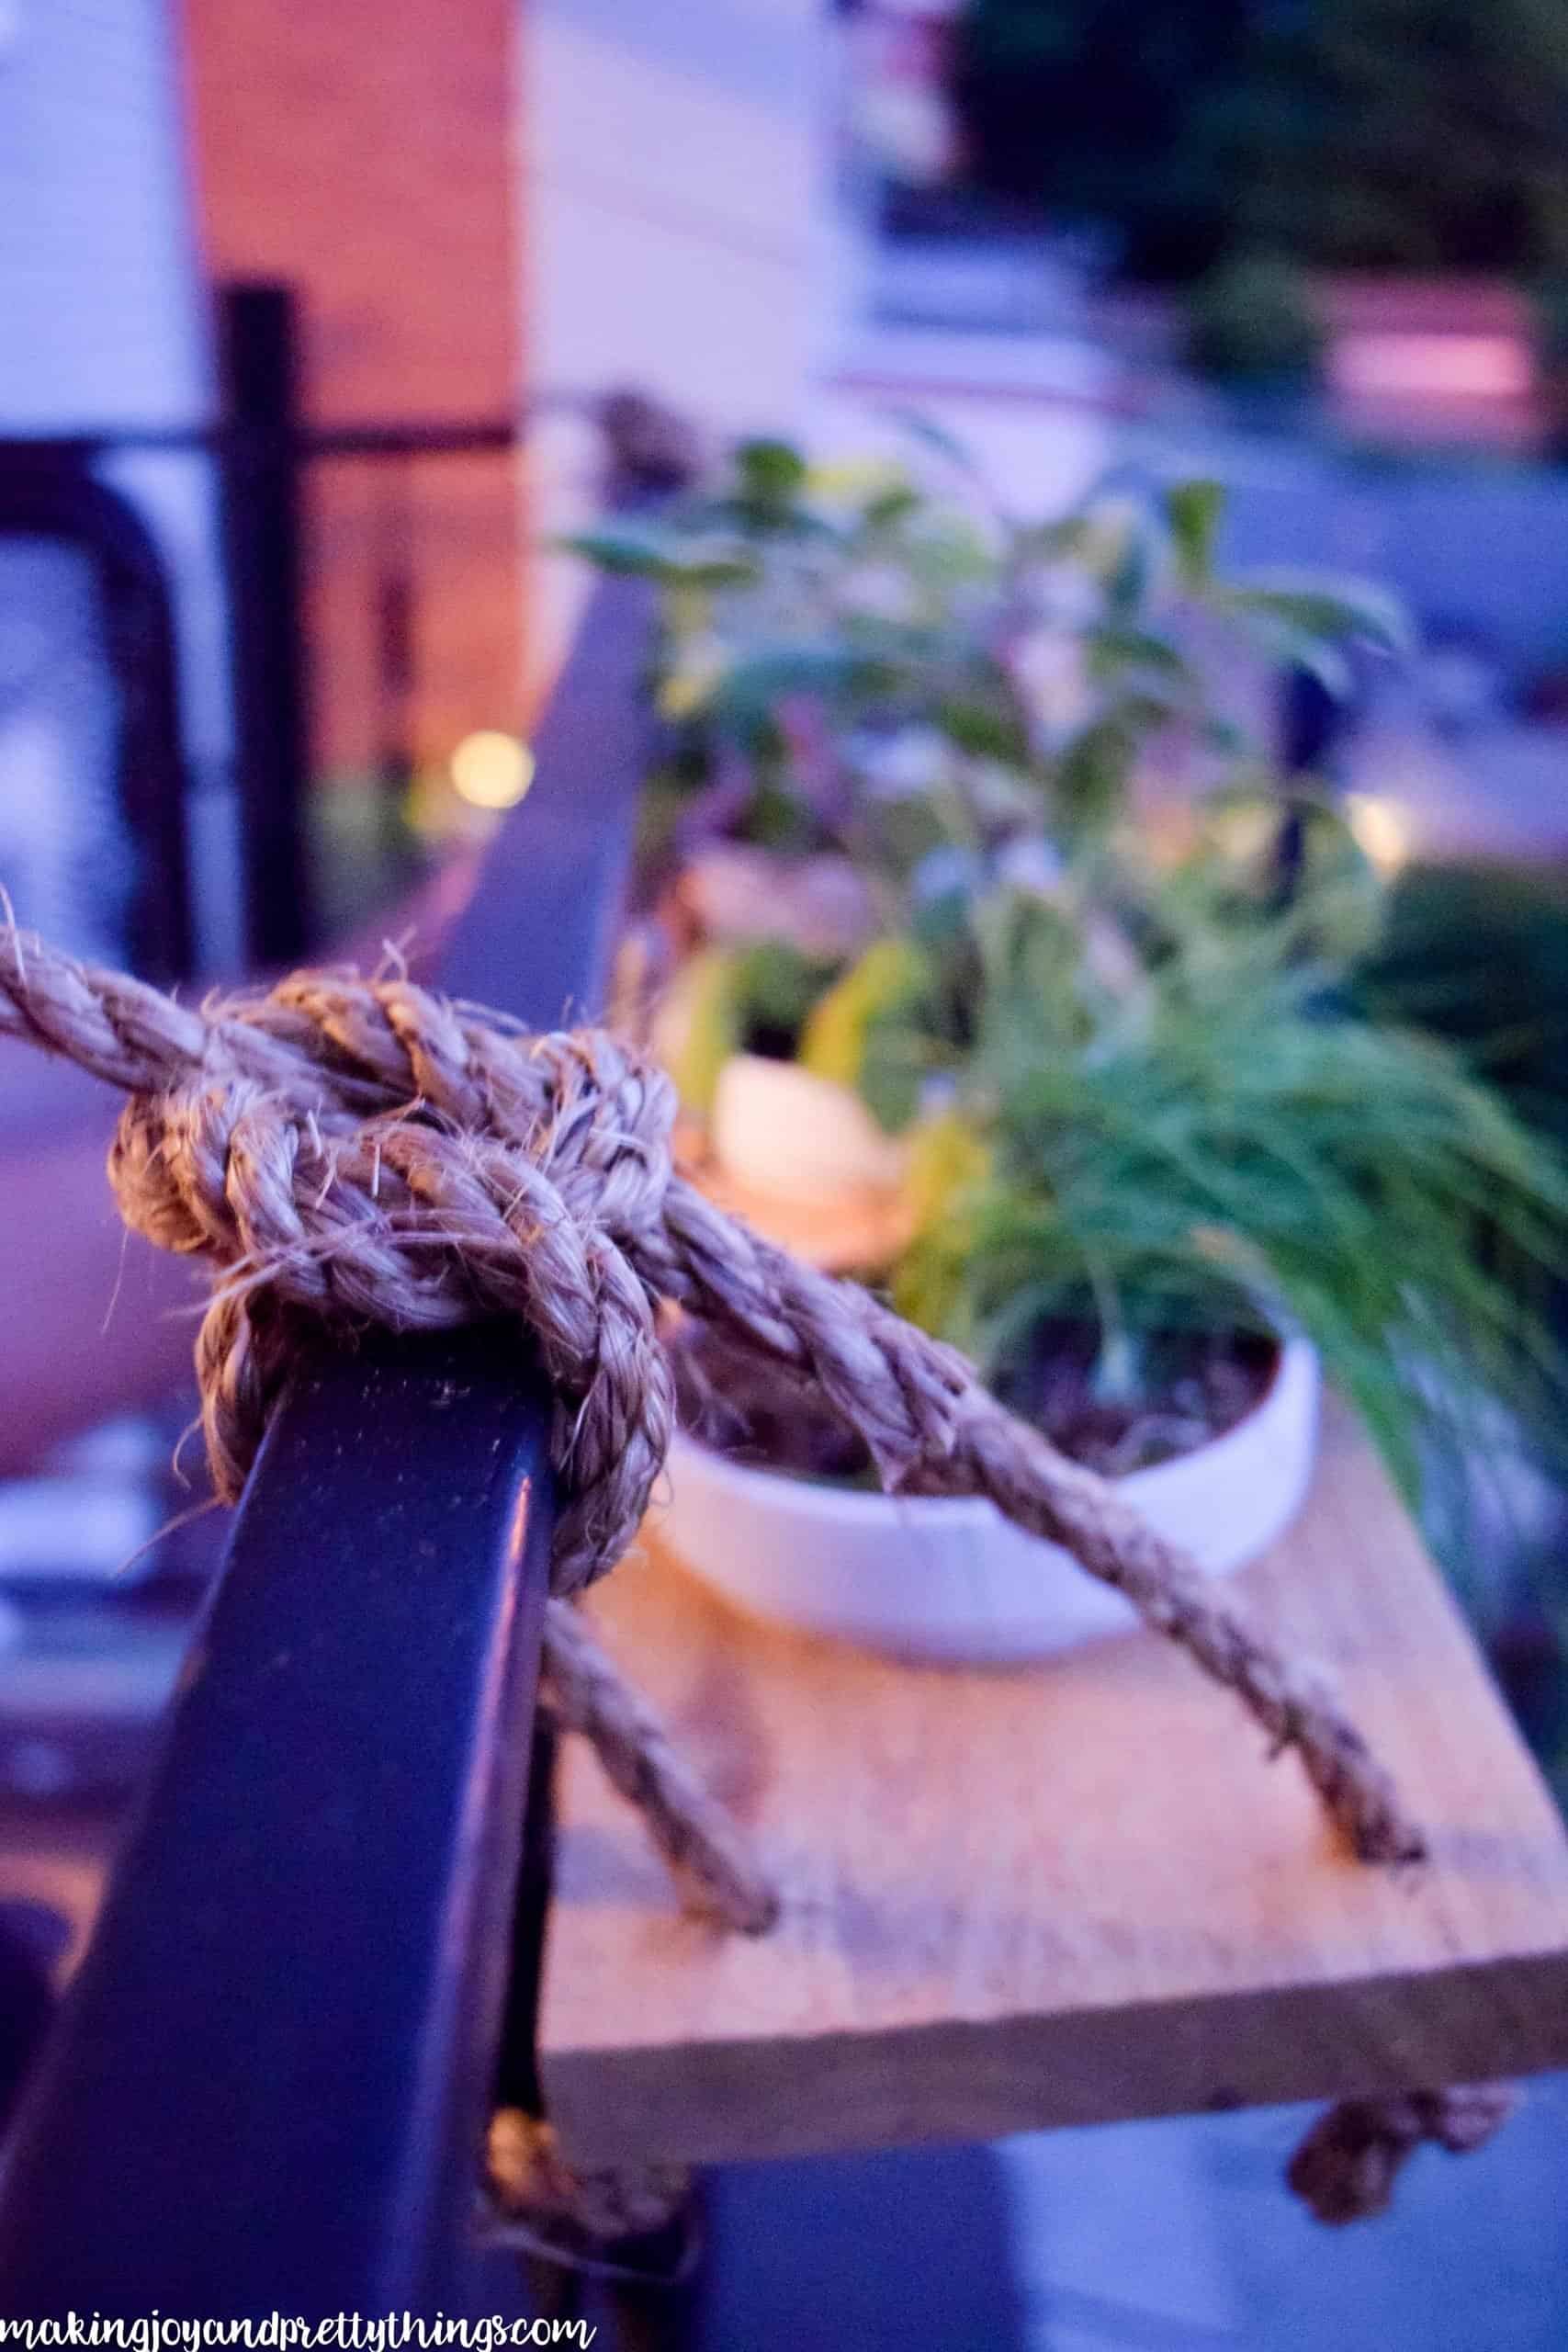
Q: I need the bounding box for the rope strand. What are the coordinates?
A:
[6,925,1484,2233]
[0,924,1423,1877]
[542,1598,779,1933]
[1288,2083,1518,2222]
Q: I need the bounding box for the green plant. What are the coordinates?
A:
[597,439,1568,1608]
[573,440,1400,888]
[1185,253,1324,390]
[889,875,1568,1544]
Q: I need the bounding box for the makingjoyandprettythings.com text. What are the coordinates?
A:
[0,2322,596,2351]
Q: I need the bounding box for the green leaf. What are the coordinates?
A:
[1054,713,1141,838]
[562,529,758,589]
[1224,574,1411,657]
[858,1025,934,1135]
[1085,627,1193,686]
[668,949,745,1115]
[863,483,923,529]
[1231,609,1354,700]
[713,643,894,724]
[885,407,987,483]
[1012,513,1099,565]
[734,437,808,507]
[937,693,1032,763]
[1105,523,1153,619]
[671,558,766,589]
[903,1111,993,1233]
[799,937,938,1133]
[560,528,678,578]
[745,778,818,854]
[1164,480,1225,587]
[705,497,842,544]
[731,938,837,1044]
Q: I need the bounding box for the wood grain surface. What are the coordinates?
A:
[537,1407,1568,2166]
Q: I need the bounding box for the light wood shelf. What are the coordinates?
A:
[539,1407,1568,2167]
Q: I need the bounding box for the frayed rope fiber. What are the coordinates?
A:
[6,927,1499,2231]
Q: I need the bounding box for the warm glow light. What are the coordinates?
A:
[1346,792,1415,877]
[450,730,534,810]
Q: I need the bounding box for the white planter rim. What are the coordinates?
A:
[660,1333,1320,1659]
[668,1332,1309,1522]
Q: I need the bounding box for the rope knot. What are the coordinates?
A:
[98,967,680,1594]
[0,924,1429,1897]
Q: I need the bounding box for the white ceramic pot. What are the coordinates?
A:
[711,1053,908,1207]
[659,1339,1320,1661]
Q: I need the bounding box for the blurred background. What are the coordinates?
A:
[2,3,1567,2343]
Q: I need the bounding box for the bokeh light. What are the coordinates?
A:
[1345,792,1415,877]
[449,730,535,810]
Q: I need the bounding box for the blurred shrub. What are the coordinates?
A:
[1184,253,1324,392]
[1359,860,1568,1153]
[954,0,1568,288]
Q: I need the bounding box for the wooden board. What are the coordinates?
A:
[537,1408,1568,2167]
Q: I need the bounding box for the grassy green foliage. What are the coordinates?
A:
[894,879,1568,1525]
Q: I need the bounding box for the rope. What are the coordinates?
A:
[484,2109,689,2263]
[0,926,1423,1887]
[541,1597,776,1934]
[6,928,1486,2238]
[1287,2082,1519,2222]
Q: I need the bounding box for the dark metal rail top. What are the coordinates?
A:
[6,422,522,462]
[0,575,655,2317]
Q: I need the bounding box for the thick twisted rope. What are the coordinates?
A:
[8,927,1495,2231]
[0,924,1423,1886]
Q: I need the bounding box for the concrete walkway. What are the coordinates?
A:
[684,2082,1568,2348]
[1002,2081,1568,2350]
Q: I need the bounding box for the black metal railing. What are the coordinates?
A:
[0,574,656,2313]
[0,447,195,982]
[3,279,532,977]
